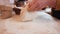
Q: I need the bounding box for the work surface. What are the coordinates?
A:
[0,12,60,34]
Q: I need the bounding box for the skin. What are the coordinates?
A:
[26,0,56,11]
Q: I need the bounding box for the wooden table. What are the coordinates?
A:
[56,0,60,10]
[0,5,13,19]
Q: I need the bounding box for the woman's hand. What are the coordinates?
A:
[26,0,56,11]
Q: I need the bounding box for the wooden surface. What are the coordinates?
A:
[56,0,60,10]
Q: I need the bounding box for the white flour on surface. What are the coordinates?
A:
[0,11,60,34]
